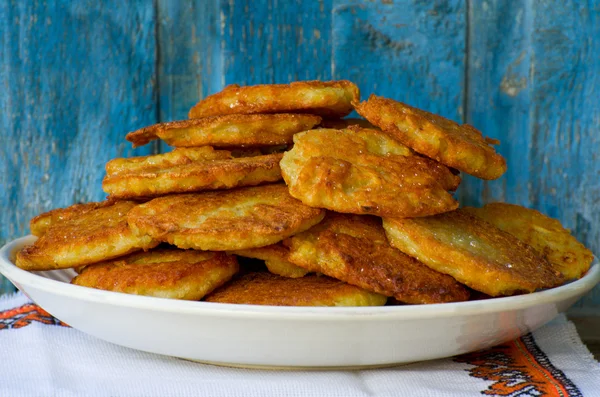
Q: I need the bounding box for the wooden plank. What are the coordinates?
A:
[531,1,600,309]
[0,0,157,293]
[331,0,466,120]
[465,0,600,309]
[460,0,533,207]
[219,0,333,85]
[155,0,221,123]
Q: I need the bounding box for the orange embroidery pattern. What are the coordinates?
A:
[455,333,581,397]
[0,304,68,330]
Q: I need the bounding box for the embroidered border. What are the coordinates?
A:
[454,333,582,397]
[0,303,68,330]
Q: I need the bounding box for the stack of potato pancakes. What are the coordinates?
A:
[16,81,593,306]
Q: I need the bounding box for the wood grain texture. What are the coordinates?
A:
[156,0,220,123]
[463,0,600,309]
[219,0,333,85]
[331,0,466,121]
[0,0,158,293]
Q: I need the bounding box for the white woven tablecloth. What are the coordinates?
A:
[0,292,598,397]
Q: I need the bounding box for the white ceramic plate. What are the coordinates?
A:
[1,235,599,369]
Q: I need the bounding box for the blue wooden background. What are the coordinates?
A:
[1,0,599,312]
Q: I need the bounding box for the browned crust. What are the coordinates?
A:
[280,128,461,218]
[354,95,507,180]
[204,272,387,306]
[126,114,322,148]
[16,201,158,271]
[383,209,566,296]
[286,213,470,304]
[189,80,359,119]
[103,151,284,199]
[72,249,239,300]
[463,203,594,280]
[29,201,115,237]
[126,184,326,251]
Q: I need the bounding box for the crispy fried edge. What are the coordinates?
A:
[126,185,326,251]
[126,114,322,148]
[29,201,115,237]
[204,272,387,306]
[382,211,565,296]
[286,213,470,304]
[280,128,460,218]
[72,250,239,300]
[17,202,159,271]
[189,80,359,118]
[354,95,507,180]
[463,203,594,280]
[103,153,283,199]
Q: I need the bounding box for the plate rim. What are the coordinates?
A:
[2,235,599,320]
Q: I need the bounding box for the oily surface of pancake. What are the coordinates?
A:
[383,209,565,297]
[72,249,238,300]
[205,272,387,306]
[355,95,506,180]
[280,127,461,218]
[29,201,114,237]
[189,80,359,118]
[230,243,308,278]
[16,201,158,271]
[463,203,593,280]
[103,147,283,199]
[127,184,325,251]
[286,213,470,304]
[126,114,322,148]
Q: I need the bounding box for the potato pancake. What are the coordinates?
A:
[286,213,469,304]
[127,184,325,251]
[280,127,461,218]
[189,80,359,118]
[29,201,114,237]
[463,203,593,280]
[355,95,506,180]
[16,201,158,271]
[103,147,283,199]
[383,209,565,296]
[230,243,308,278]
[205,272,387,306]
[71,249,238,300]
[126,114,321,148]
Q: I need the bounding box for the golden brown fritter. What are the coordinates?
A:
[16,201,158,271]
[189,80,359,119]
[463,203,593,280]
[354,95,506,180]
[105,146,231,175]
[29,201,114,237]
[280,127,461,218]
[286,213,470,304]
[102,147,283,200]
[127,184,325,251]
[126,114,321,148]
[383,209,565,297]
[319,118,378,129]
[205,272,387,306]
[230,243,308,278]
[72,249,238,300]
